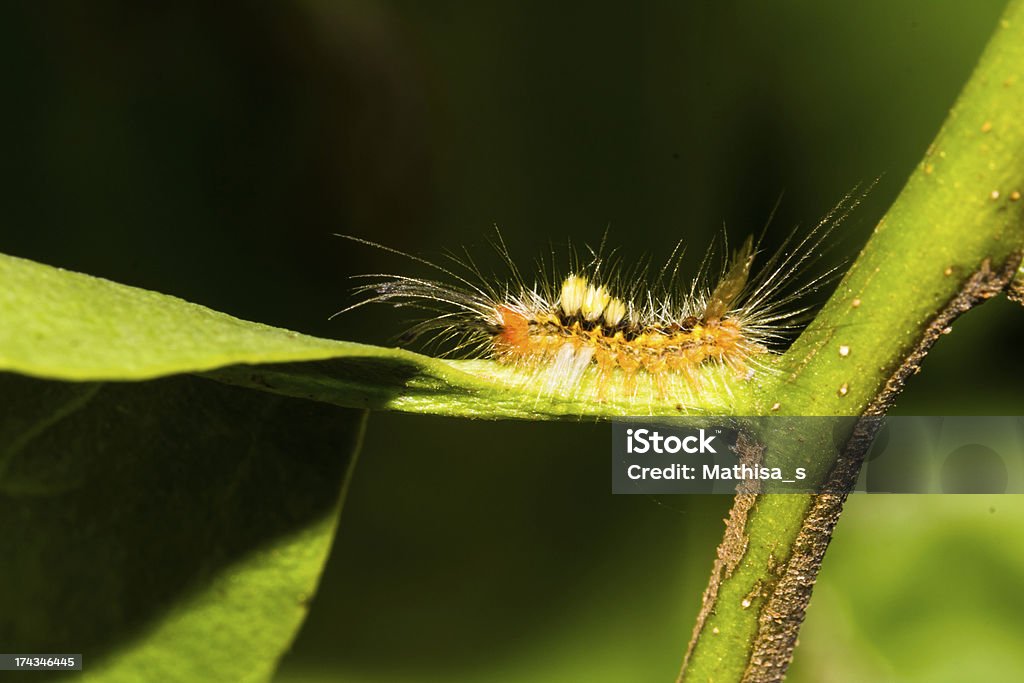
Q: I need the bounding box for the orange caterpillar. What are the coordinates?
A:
[486,239,763,398]
[341,193,860,405]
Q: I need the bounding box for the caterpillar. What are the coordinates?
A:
[339,191,864,410]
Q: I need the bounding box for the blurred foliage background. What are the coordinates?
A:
[4,1,1024,681]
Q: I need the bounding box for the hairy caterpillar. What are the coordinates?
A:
[339,191,864,410]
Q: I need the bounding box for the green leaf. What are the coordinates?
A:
[0,238,741,681]
[0,251,379,381]
[0,252,748,419]
[1,254,378,680]
[0,373,365,683]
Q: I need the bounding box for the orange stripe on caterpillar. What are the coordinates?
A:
[494,306,531,353]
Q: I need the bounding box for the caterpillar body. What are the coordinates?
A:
[341,192,862,411]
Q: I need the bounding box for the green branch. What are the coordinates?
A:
[679,1,1024,680]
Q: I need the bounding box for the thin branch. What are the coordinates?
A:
[679,1,1024,679]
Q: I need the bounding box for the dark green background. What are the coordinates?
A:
[3,2,1024,681]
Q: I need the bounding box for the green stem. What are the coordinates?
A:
[679,1,1024,680]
